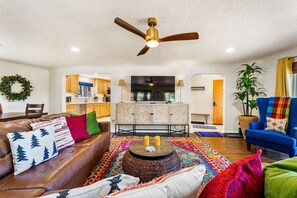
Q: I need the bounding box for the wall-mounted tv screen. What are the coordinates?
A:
[131,76,175,102]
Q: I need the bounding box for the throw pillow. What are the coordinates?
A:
[264,157,297,198]
[199,150,263,198]
[154,165,206,198]
[30,117,75,151]
[265,117,287,133]
[40,174,140,198]
[106,165,206,198]
[7,126,58,175]
[66,114,91,143]
[86,111,101,135]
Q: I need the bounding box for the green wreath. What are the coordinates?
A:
[0,74,34,101]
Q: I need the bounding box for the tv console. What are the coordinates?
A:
[115,103,189,136]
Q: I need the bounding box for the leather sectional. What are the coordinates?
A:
[0,113,110,198]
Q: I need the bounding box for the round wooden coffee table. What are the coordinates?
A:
[122,140,180,182]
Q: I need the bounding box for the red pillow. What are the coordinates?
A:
[199,150,263,198]
[66,114,91,143]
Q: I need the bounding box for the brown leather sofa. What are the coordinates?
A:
[0,113,110,198]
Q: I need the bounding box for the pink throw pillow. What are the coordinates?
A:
[66,114,91,143]
[199,150,263,198]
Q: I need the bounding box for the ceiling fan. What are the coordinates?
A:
[145,77,155,86]
[114,17,199,56]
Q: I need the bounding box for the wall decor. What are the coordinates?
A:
[0,74,34,101]
[191,86,205,91]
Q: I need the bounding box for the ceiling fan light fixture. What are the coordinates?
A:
[146,39,159,48]
[148,82,154,87]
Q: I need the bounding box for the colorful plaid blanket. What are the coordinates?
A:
[266,97,291,120]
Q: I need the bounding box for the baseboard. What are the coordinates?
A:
[224,133,243,138]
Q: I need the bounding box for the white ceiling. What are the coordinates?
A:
[1,0,297,68]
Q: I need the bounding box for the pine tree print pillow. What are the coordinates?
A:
[7,125,58,175]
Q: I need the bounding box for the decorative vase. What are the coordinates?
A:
[239,115,259,139]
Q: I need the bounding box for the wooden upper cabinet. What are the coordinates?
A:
[103,81,108,95]
[70,75,79,94]
[66,75,79,93]
[94,78,111,95]
[66,76,71,92]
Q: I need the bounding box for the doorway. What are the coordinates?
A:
[64,73,111,122]
[191,74,224,132]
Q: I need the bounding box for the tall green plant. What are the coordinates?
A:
[234,62,266,116]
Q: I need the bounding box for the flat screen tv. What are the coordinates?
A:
[131,76,175,102]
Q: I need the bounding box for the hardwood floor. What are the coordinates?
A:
[199,136,288,163]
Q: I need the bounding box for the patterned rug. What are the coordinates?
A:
[192,125,217,130]
[84,136,231,191]
[196,131,224,137]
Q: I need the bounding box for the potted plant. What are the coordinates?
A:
[234,62,266,138]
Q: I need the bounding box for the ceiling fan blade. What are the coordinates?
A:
[159,32,199,42]
[114,17,146,39]
[137,46,150,56]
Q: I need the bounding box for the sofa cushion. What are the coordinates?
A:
[6,126,58,175]
[245,129,296,146]
[1,189,45,198]
[86,111,101,135]
[0,145,90,191]
[264,157,297,198]
[30,117,75,151]
[66,114,91,143]
[199,150,263,198]
[40,174,139,198]
[0,136,12,178]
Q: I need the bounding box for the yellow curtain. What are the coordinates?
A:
[274,57,293,96]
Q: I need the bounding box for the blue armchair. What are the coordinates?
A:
[245,98,297,157]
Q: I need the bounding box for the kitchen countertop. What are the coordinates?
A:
[66,102,110,105]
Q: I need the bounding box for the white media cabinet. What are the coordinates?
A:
[115,103,189,136]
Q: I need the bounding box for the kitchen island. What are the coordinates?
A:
[66,102,110,118]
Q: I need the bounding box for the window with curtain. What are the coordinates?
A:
[293,62,297,97]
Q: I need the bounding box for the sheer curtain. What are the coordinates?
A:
[293,74,297,97]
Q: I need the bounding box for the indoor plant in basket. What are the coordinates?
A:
[234,62,266,138]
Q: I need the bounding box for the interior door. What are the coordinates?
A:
[213,80,223,125]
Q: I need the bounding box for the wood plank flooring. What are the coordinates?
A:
[199,136,288,163]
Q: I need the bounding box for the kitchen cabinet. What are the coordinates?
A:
[66,75,79,93]
[86,104,94,114]
[94,78,110,95]
[69,103,110,118]
[66,104,75,113]
[93,103,101,117]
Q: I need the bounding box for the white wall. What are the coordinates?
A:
[49,63,239,132]
[191,74,224,124]
[0,60,49,112]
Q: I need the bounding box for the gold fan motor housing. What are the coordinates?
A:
[148,17,157,26]
[146,17,158,41]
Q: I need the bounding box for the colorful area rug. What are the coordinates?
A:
[196,131,224,137]
[192,125,217,130]
[84,136,231,191]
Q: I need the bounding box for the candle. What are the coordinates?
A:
[144,136,150,146]
[155,136,160,146]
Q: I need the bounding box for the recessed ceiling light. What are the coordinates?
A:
[225,48,235,53]
[94,73,99,75]
[70,46,80,53]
